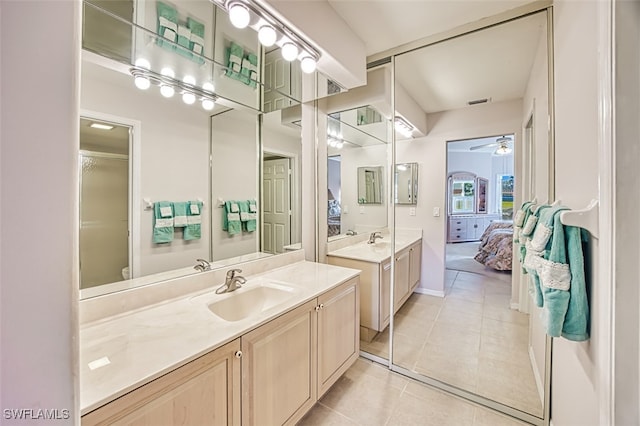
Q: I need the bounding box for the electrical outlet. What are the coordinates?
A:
[409,207,416,216]
[359,206,365,214]
[433,207,440,217]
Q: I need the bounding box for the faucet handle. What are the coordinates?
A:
[226,268,242,278]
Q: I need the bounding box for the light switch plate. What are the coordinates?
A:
[360,206,365,214]
[409,207,416,216]
[433,207,440,217]
[343,205,349,214]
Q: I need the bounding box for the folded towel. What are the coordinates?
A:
[173,201,188,227]
[225,42,244,81]
[246,52,258,88]
[223,200,242,235]
[153,201,174,243]
[184,200,203,240]
[239,56,252,85]
[176,24,193,59]
[240,199,257,232]
[156,2,178,50]
[187,17,205,64]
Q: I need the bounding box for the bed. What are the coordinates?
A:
[474,220,514,271]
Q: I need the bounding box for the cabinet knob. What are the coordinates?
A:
[319,303,324,310]
[235,350,243,359]
[315,306,321,311]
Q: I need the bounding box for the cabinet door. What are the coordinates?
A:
[409,242,422,291]
[380,260,392,328]
[470,218,483,240]
[394,250,410,312]
[317,277,360,397]
[241,300,317,426]
[82,339,241,426]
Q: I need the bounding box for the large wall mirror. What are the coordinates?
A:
[387,10,552,423]
[395,162,418,205]
[79,0,307,299]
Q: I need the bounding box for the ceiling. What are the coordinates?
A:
[327,1,546,114]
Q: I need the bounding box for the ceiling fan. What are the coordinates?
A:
[469,136,513,155]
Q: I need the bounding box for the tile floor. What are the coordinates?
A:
[297,358,530,426]
[359,267,543,416]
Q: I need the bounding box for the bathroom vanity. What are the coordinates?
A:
[80,253,360,425]
[326,232,421,342]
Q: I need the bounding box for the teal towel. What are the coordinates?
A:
[239,200,257,232]
[184,201,203,240]
[173,201,188,227]
[187,17,205,64]
[239,56,251,85]
[222,201,242,235]
[225,42,244,81]
[153,201,174,244]
[247,52,258,88]
[156,2,178,51]
[176,24,193,60]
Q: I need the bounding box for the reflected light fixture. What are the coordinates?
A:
[281,42,299,61]
[394,116,414,138]
[258,25,277,47]
[159,67,175,98]
[133,58,151,90]
[228,1,251,28]
[182,76,197,105]
[495,144,513,155]
[300,56,317,74]
[90,122,114,130]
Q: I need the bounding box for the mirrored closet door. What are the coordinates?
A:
[389,10,553,424]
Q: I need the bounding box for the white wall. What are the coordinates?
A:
[337,144,389,234]
[1,0,79,420]
[211,110,259,260]
[550,2,601,425]
[81,60,211,278]
[396,99,522,294]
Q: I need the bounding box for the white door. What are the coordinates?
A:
[263,158,291,254]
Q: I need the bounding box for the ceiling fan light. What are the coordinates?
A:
[495,145,512,155]
[228,2,250,29]
[258,25,277,47]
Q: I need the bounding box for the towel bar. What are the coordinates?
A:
[143,198,205,210]
[559,199,599,239]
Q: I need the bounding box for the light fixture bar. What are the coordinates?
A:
[90,123,114,130]
[394,116,415,138]
[129,67,217,103]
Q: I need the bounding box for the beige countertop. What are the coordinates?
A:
[79,260,360,415]
[326,231,422,264]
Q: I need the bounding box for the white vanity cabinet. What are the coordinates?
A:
[327,239,422,342]
[82,339,242,426]
[242,277,360,425]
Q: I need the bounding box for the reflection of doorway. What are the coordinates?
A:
[79,117,131,288]
[262,155,292,254]
[327,155,342,237]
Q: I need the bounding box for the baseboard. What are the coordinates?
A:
[529,345,544,405]
[414,288,445,297]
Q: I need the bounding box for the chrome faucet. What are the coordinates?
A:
[346,229,357,236]
[194,258,211,272]
[367,231,383,244]
[216,268,246,294]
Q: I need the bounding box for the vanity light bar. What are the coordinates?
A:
[215,0,321,73]
[130,67,217,110]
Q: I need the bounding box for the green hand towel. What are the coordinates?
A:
[247,52,258,88]
[225,42,244,81]
[176,24,193,60]
[156,2,178,51]
[184,201,203,240]
[222,201,242,235]
[173,201,188,227]
[239,56,251,85]
[187,17,205,65]
[239,199,257,232]
[153,201,174,244]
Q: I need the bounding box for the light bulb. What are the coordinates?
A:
[160,67,175,78]
[202,98,215,111]
[336,140,344,149]
[134,76,150,90]
[183,75,196,86]
[160,84,175,98]
[182,92,196,105]
[228,2,250,29]
[300,56,317,74]
[202,82,215,93]
[258,25,277,47]
[134,58,150,69]
[281,42,299,61]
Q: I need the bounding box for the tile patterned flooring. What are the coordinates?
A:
[297,358,529,426]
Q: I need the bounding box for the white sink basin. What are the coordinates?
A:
[205,282,298,322]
